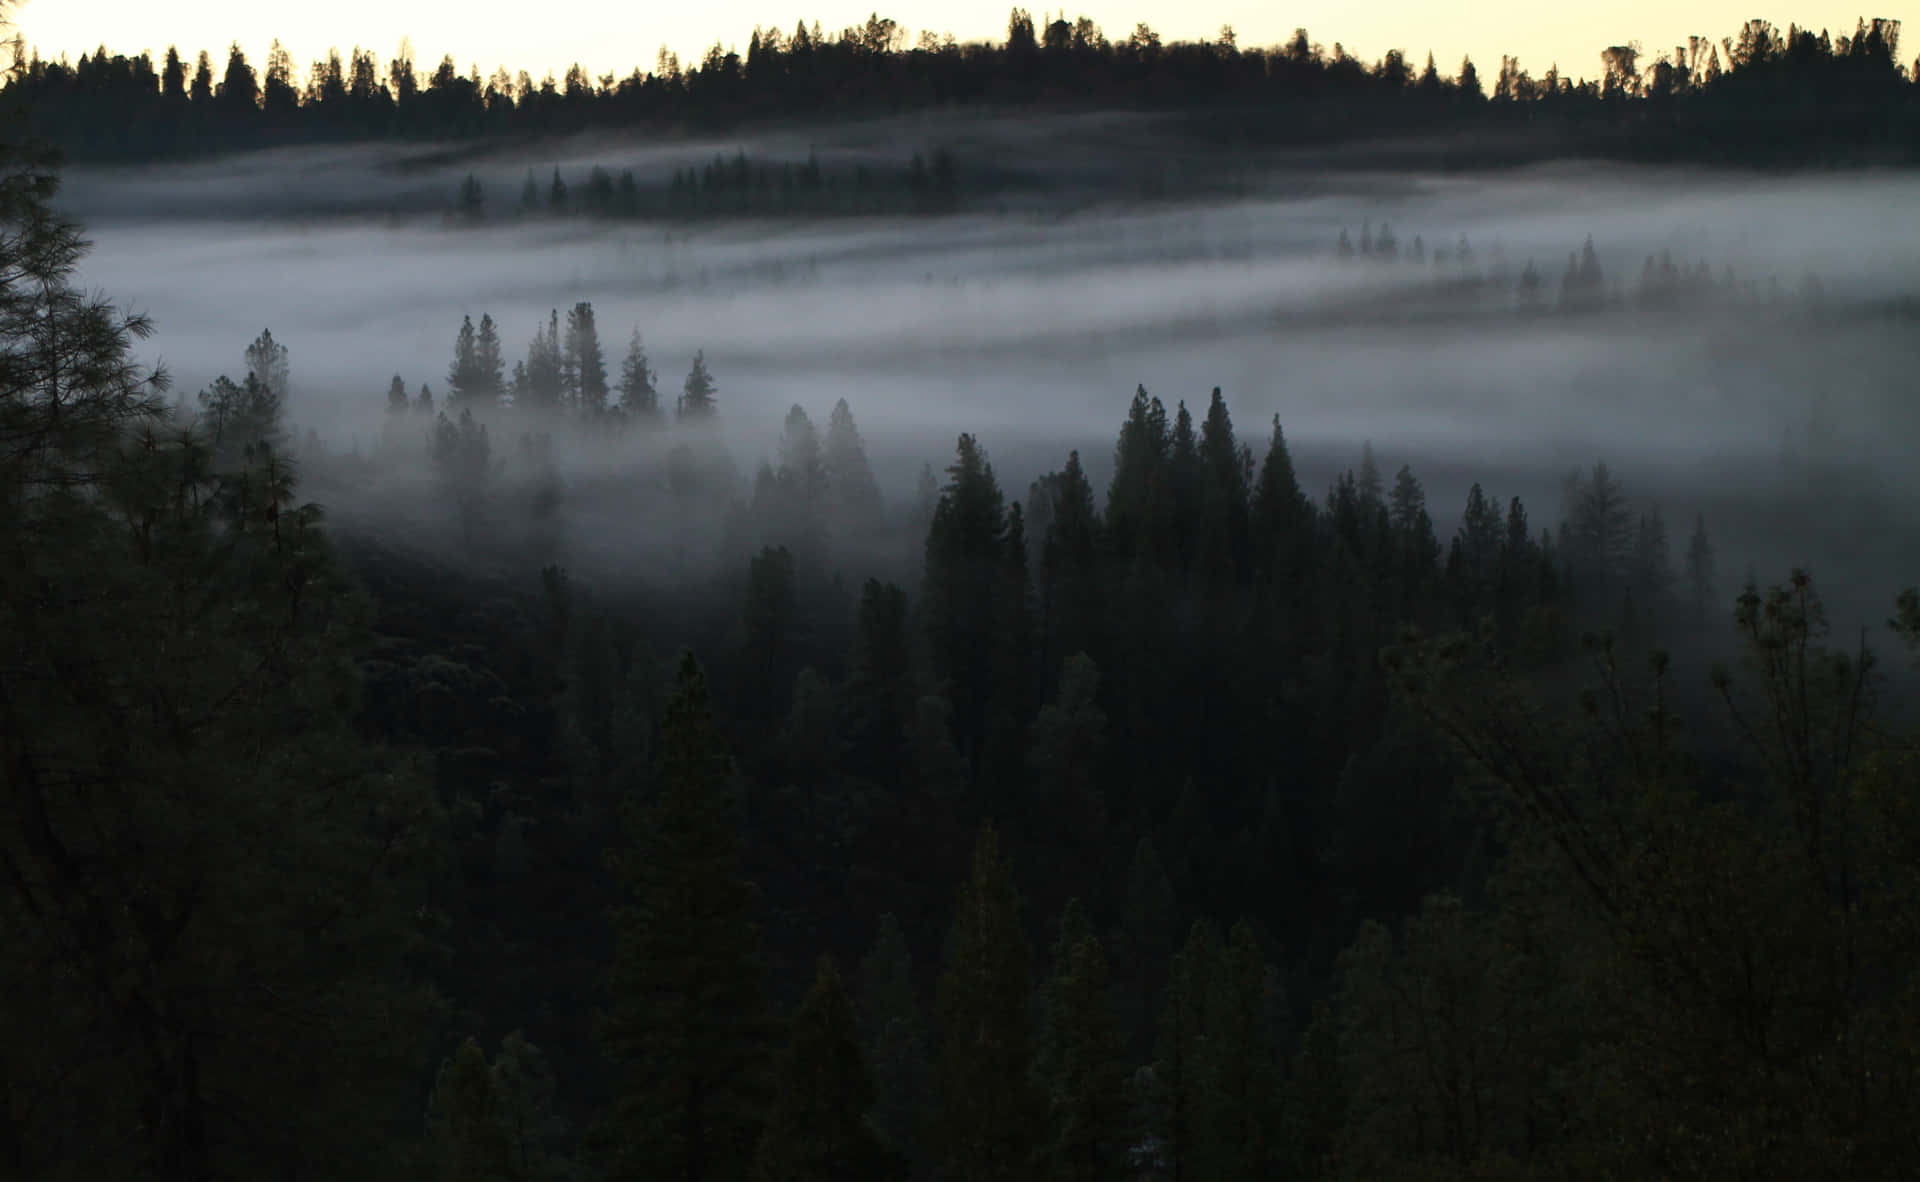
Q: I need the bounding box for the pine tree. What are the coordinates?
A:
[565,302,608,416]
[448,314,482,403]
[244,325,289,402]
[520,311,565,413]
[475,313,506,406]
[602,654,773,1182]
[980,501,1035,811]
[617,329,660,422]
[1106,386,1169,561]
[1388,464,1439,610]
[1036,450,1103,680]
[678,350,718,420]
[433,407,491,545]
[1153,920,1220,1182]
[1197,387,1251,586]
[519,168,539,213]
[548,166,568,212]
[1037,900,1130,1182]
[777,404,827,516]
[936,824,1041,1180]
[823,398,885,532]
[458,173,486,220]
[386,374,410,415]
[921,434,1006,777]
[754,957,903,1182]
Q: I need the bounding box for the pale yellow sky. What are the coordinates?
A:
[17,1,1915,88]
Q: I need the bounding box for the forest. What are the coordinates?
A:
[8,7,1920,1182]
[6,12,1919,166]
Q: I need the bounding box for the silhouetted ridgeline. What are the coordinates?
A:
[9,13,1918,165]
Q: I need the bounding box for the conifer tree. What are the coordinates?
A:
[777,404,827,513]
[602,653,773,1182]
[565,301,607,416]
[921,434,1006,776]
[823,398,885,531]
[475,313,506,405]
[1106,386,1169,561]
[549,166,568,212]
[417,381,436,415]
[1036,450,1102,679]
[981,501,1035,809]
[448,313,482,403]
[1159,400,1204,571]
[244,325,289,402]
[1036,900,1129,1182]
[520,311,565,413]
[678,350,718,420]
[1153,920,1220,1182]
[519,168,539,212]
[433,406,491,545]
[617,329,660,422]
[1197,387,1251,585]
[936,823,1041,1180]
[387,373,410,415]
[754,957,902,1182]
[1251,416,1316,636]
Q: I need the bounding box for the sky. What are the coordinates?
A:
[16,2,1916,89]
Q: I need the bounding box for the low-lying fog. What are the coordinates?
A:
[62,114,1920,632]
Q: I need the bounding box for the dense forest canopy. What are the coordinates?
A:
[6,12,1919,163]
[7,4,1920,1182]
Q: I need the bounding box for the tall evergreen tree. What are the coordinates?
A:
[433,406,491,545]
[1036,450,1103,681]
[617,329,660,422]
[678,351,718,421]
[448,314,482,404]
[602,654,773,1182]
[754,957,902,1182]
[1197,387,1251,586]
[1036,900,1129,1182]
[1106,386,1169,561]
[936,824,1041,1181]
[565,302,608,415]
[921,434,1007,777]
[474,313,506,406]
[823,398,885,531]
[243,325,289,402]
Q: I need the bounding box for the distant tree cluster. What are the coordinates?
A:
[452,146,962,224]
[1333,222,1839,316]
[9,14,1917,163]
